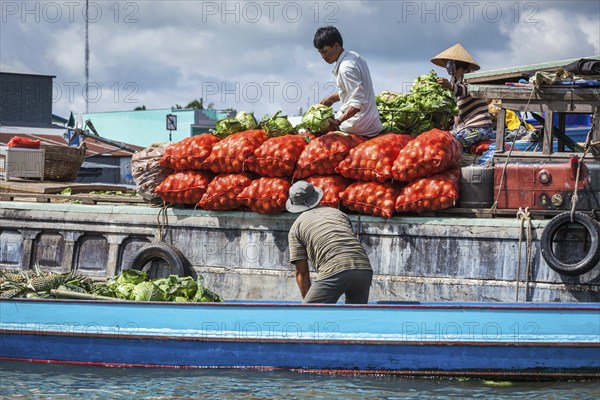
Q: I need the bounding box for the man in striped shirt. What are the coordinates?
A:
[432,44,493,151]
[286,181,373,304]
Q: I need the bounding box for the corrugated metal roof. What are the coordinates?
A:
[465,55,600,83]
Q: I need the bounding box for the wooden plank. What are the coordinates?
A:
[0,192,145,205]
[544,110,554,155]
[469,85,600,101]
[0,181,132,194]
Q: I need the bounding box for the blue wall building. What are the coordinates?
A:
[82,108,234,147]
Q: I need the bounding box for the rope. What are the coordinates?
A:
[515,207,532,302]
[156,202,169,243]
[523,209,533,302]
[570,108,600,222]
[490,87,537,215]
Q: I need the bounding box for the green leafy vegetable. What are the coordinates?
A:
[235,111,258,130]
[132,281,166,301]
[260,111,295,137]
[212,118,244,138]
[298,104,335,133]
[376,70,458,136]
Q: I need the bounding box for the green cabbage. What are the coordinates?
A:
[213,118,244,138]
[90,270,222,302]
[116,269,147,285]
[298,104,335,133]
[132,281,166,301]
[260,111,295,137]
[235,111,258,130]
[376,70,458,136]
[154,275,198,301]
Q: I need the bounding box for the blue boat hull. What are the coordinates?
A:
[1,299,599,377]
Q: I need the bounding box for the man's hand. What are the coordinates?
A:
[328,118,341,131]
[320,93,340,107]
[294,260,311,299]
[437,78,452,90]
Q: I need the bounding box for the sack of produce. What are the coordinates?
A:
[246,134,312,177]
[159,134,220,171]
[305,175,351,209]
[339,181,401,219]
[395,169,460,213]
[155,170,213,205]
[204,130,268,174]
[294,132,363,179]
[131,143,173,203]
[260,111,296,138]
[391,128,462,182]
[237,177,291,214]
[336,133,413,182]
[198,173,253,211]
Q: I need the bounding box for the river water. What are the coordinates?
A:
[0,361,598,399]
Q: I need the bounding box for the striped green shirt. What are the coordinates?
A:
[288,207,372,280]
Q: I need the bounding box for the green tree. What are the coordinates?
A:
[185,98,204,109]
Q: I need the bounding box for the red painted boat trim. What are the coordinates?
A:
[1,356,598,380]
[1,329,598,347]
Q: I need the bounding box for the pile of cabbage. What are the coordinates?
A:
[376,70,458,136]
[92,269,223,302]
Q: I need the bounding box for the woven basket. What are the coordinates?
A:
[42,143,87,182]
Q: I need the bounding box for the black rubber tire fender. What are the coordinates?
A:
[540,212,600,276]
[123,242,189,277]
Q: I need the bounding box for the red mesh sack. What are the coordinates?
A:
[204,130,268,174]
[294,132,363,179]
[197,173,253,211]
[7,136,41,149]
[339,181,401,219]
[155,171,213,205]
[336,133,413,182]
[469,139,494,155]
[159,134,220,171]
[246,134,313,177]
[237,177,291,214]
[305,175,351,209]
[391,128,462,182]
[395,169,460,213]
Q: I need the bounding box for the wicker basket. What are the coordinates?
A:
[42,143,87,182]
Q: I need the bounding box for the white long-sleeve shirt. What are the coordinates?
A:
[332,50,382,137]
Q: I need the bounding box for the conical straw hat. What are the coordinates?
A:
[431,43,480,71]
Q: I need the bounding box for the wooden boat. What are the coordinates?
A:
[1,298,599,379]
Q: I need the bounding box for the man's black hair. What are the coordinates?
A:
[313,26,343,49]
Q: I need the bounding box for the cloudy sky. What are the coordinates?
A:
[1,0,598,120]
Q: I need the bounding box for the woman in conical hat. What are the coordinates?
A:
[431,44,493,152]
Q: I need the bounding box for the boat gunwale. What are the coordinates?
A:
[3,297,600,311]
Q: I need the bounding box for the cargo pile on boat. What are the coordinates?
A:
[142,117,462,219]
[0,268,222,302]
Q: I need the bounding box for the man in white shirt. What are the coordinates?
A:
[314,26,382,137]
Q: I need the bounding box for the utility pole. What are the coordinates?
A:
[85,0,89,113]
